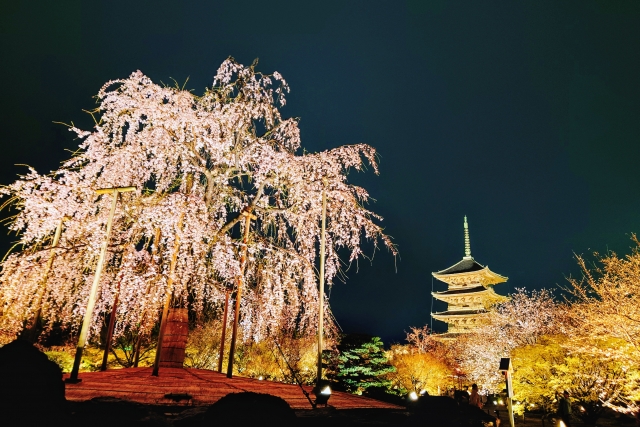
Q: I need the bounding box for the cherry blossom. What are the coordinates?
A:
[0,58,395,346]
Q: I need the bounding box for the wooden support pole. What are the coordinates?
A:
[217,288,230,373]
[68,186,135,383]
[316,179,327,388]
[133,228,161,368]
[226,211,255,378]
[499,358,515,427]
[152,213,185,376]
[100,278,121,371]
[152,287,173,376]
[506,374,515,427]
[133,333,143,367]
[28,217,65,341]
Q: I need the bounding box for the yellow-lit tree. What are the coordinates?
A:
[512,335,632,425]
[386,344,453,395]
[405,325,457,367]
[566,239,640,414]
[184,318,320,383]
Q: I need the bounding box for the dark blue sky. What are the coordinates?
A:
[2,1,639,344]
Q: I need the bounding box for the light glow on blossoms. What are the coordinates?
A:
[0,58,396,345]
[455,288,563,391]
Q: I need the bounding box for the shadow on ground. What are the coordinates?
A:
[54,395,503,427]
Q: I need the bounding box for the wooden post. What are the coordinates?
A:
[133,333,143,367]
[133,228,161,368]
[217,287,230,373]
[506,372,515,427]
[156,308,189,368]
[226,210,255,378]
[100,278,121,371]
[499,358,515,427]
[68,186,135,382]
[316,178,327,388]
[152,212,185,376]
[28,217,65,341]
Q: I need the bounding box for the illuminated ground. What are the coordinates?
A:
[63,369,634,425]
[63,367,402,410]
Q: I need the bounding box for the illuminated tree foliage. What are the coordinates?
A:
[457,288,563,391]
[184,318,321,383]
[0,58,395,346]
[510,337,564,416]
[383,325,457,396]
[566,239,640,414]
[386,344,453,396]
[330,334,395,395]
[456,277,639,418]
[405,325,457,365]
[512,335,631,425]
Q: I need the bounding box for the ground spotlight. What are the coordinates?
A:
[313,381,331,406]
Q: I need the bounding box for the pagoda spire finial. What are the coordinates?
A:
[464,216,472,258]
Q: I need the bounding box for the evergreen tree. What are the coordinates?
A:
[332,334,394,395]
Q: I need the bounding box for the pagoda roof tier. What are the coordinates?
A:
[433,285,487,296]
[435,257,485,275]
[432,332,463,341]
[432,286,508,305]
[431,309,486,320]
[432,257,508,287]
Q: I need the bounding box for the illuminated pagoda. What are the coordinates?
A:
[431,217,508,338]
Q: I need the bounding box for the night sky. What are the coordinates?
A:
[2,1,640,345]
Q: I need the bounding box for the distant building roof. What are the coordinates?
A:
[432,309,486,317]
[432,256,508,285]
[434,257,485,275]
[432,332,463,341]
[433,285,487,296]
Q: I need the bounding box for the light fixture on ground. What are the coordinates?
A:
[313,380,332,406]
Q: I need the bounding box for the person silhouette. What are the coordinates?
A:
[557,390,572,427]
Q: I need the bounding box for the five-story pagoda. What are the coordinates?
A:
[431,217,508,338]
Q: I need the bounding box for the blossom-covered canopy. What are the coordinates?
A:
[0,58,395,343]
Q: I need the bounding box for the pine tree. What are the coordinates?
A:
[332,334,394,395]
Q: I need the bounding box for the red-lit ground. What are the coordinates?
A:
[63,367,402,410]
